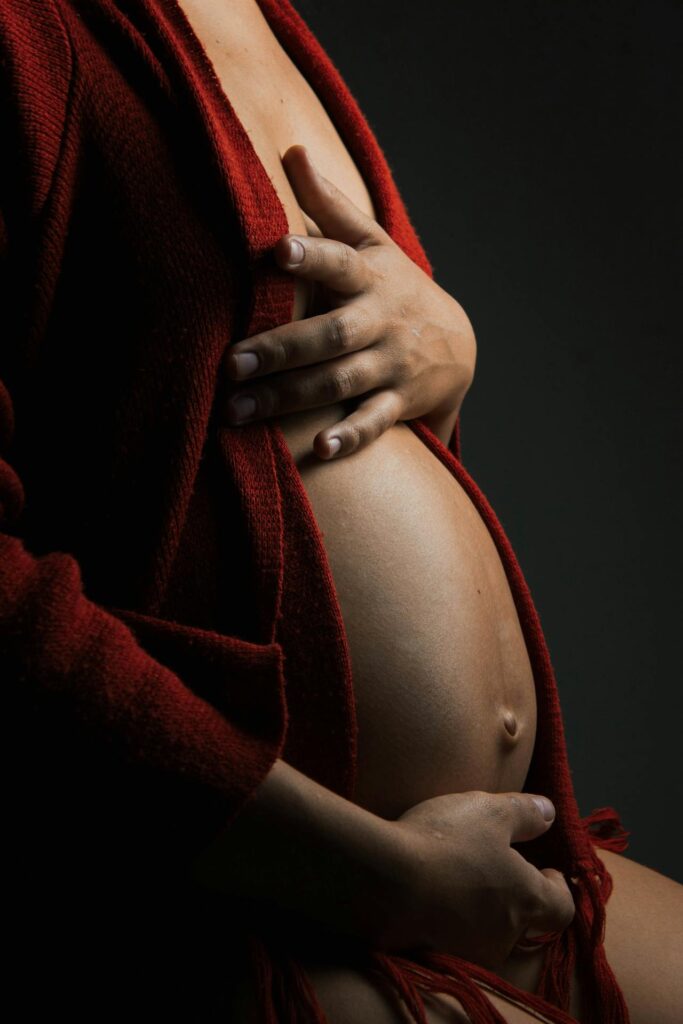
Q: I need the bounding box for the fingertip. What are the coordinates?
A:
[296,142,311,164]
[282,143,319,185]
[275,235,306,267]
[282,142,308,166]
[531,796,556,822]
[316,434,342,459]
[312,430,337,459]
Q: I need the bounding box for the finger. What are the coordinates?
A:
[313,388,403,460]
[273,233,371,295]
[524,867,576,936]
[280,143,387,250]
[512,868,573,951]
[224,305,378,382]
[491,792,556,844]
[222,351,386,426]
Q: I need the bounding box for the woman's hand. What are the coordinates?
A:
[220,144,477,459]
[383,789,576,970]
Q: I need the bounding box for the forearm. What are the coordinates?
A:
[189,757,407,949]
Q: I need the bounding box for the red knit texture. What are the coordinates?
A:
[1,1,630,1020]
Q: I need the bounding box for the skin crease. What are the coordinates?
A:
[177,2,683,1021]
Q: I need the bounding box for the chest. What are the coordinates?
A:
[174,0,377,318]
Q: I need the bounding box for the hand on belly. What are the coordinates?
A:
[221,144,476,458]
[277,406,538,821]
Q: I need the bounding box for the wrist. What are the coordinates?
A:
[189,758,414,949]
[372,820,432,953]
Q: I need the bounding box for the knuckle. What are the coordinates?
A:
[322,366,354,402]
[468,790,501,828]
[336,241,353,276]
[345,420,367,452]
[521,881,546,924]
[361,413,385,446]
[310,240,327,272]
[328,314,356,353]
[364,243,391,278]
[505,793,527,825]
[272,335,291,371]
[482,794,510,827]
[393,352,413,384]
[388,312,405,336]
[256,387,277,416]
[376,335,408,379]
[373,404,393,435]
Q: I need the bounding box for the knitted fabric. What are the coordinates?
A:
[0,1,630,1020]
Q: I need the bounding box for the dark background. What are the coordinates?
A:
[294,0,682,882]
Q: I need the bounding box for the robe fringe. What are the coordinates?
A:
[243,805,631,1023]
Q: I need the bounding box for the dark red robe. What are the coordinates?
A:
[0,1,630,1019]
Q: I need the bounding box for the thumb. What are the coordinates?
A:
[504,793,557,844]
[280,143,384,249]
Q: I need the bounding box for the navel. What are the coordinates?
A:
[502,709,518,737]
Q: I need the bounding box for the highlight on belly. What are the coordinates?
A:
[276,403,538,820]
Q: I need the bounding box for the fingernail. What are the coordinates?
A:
[533,797,556,821]
[232,352,259,378]
[327,436,341,456]
[287,239,305,264]
[229,394,257,422]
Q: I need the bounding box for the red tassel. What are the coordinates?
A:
[248,933,282,1024]
[367,951,511,1024]
[567,857,632,1024]
[534,923,576,1011]
[581,806,631,853]
[250,936,586,1023]
[279,956,332,1023]
[244,824,633,1023]
[365,954,432,1024]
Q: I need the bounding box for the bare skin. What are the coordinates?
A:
[178,1,683,1020]
[294,848,683,1024]
[176,0,538,830]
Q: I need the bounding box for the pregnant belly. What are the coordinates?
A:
[276,403,538,821]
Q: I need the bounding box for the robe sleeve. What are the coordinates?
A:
[0,362,288,861]
[0,0,288,874]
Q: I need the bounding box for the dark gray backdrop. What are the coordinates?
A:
[294,0,683,882]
